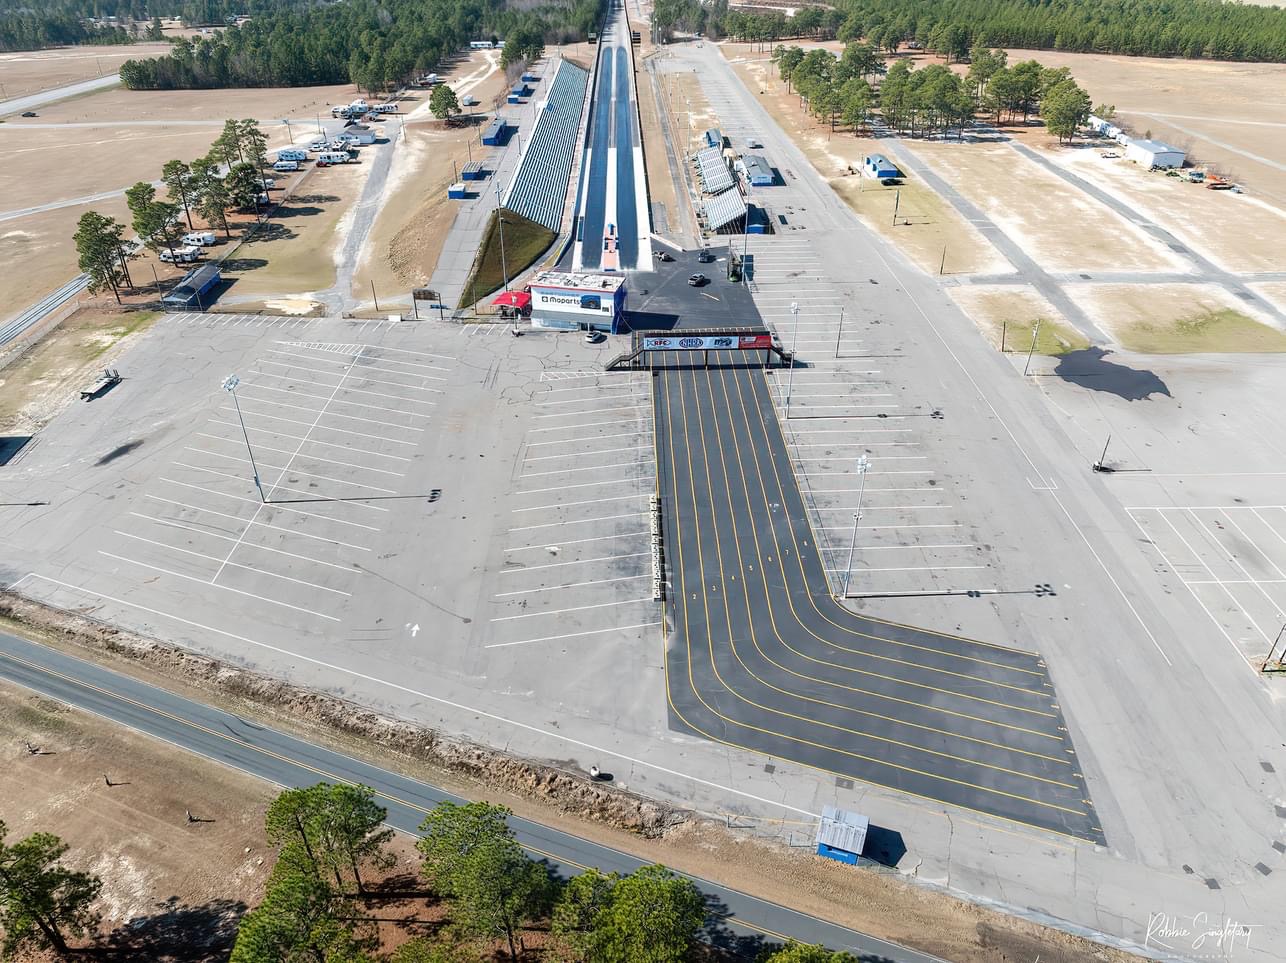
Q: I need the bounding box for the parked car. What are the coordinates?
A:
[584,329,605,344]
[653,250,673,262]
[21,111,37,118]
[696,249,715,263]
[182,231,217,247]
[687,273,708,287]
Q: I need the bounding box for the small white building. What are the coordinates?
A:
[1124,138,1185,169]
[527,271,626,333]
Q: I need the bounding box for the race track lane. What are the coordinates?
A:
[613,42,639,269]
[580,45,614,270]
[653,355,1104,844]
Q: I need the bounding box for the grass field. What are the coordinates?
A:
[730,55,1010,275]
[948,284,1089,354]
[0,43,172,101]
[459,208,556,308]
[1076,282,1286,353]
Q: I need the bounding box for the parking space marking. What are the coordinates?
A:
[208,420,414,462]
[520,461,653,478]
[517,476,654,495]
[535,392,648,406]
[498,551,650,574]
[128,512,361,572]
[490,596,654,622]
[177,456,395,500]
[226,395,423,432]
[266,348,450,379]
[215,407,417,447]
[195,433,405,478]
[508,512,647,532]
[238,382,433,420]
[98,551,341,621]
[483,621,662,648]
[510,494,648,513]
[159,479,384,533]
[494,574,650,597]
[506,531,650,552]
[259,357,447,390]
[525,431,649,447]
[113,530,352,596]
[528,419,649,434]
[251,370,439,407]
[142,495,372,551]
[185,448,397,494]
[524,444,652,462]
[533,404,647,419]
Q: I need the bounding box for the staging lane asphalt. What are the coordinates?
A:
[614,41,639,269]
[651,349,1103,844]
[580,44,614,270]
[0,630,945,963]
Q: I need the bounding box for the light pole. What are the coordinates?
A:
[494,181,510,292]
[222,375,264,502]
[833,305,845,358]
[785,301,800,417]
[841,454,871,596]
[1023,318,1043,376]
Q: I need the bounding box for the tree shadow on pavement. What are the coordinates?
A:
[701,893,771,960]
[220,257,270,273]
[97,896,246,961]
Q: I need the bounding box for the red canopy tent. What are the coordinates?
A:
[492,291,532,314]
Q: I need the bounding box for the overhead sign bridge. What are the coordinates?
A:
[605,328,793,371]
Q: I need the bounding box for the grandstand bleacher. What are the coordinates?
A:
[503,59,590,233]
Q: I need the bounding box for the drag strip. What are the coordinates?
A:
[652,353,1103,843]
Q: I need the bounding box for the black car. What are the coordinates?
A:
[696,249,715,263]
[687,273,708,287]
[653,250,673,262]
[21,111,37,118]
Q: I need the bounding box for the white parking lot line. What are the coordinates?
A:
[216,407,417,446]
[186,448,398,494]
[520,460,654,478]
[525,431,650,447]
[142,495,372,551]
[229,394,425,432]
[208,420,413,462]
[524,445,651,463]
[195,433,406,477]
[266,348,449,381]
[507,511,647,532]
[533,404,647,420]
[128,512,361,571]
[113,531,352,596]
[259,357,446,390]
[251,370,439,407]
[498,551,650,573]
[506,531,649,552]
[535,392,648,406]
[510,494,649,513]
[173,462,391,512]
[483,621,661,648]
[494,574,649,597]
[490,596,654,622]
[158,478,383,531]
[517,477,654,495]
[239,382,432,420]
[98,550,341,621]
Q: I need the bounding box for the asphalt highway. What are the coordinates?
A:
[642,262,1103,844]
[0,630,943,963]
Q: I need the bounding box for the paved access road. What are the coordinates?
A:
[0,630,942,963]
[0,73,120,117]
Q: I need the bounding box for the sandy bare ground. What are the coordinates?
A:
[912,138,1186,274]
[354,51,508,301]
[948,284,1087,355]
[1251,282,1286,315]
[0,43,171,100]
[996,49,1286,207]
[730,55,1009,275]
[225,160,369,299]
[0,680,273,959]
[1073,282,1286,352]
[1040,144,1286,275]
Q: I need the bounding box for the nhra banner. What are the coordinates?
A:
[642,333,773,351]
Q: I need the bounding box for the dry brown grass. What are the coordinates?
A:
[1076,282,1286,353]
[0,43,171,100]
[949,284,1089,354]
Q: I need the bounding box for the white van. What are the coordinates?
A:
[273,159,300,172]
[276,148,307,162]
[182,231,217,246]
[160,245,200,263]
[316,151,350,166]
[307,138,329,151]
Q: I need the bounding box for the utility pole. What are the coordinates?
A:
[1093,434,1112,472]
[1023,318,1042,376]
[785,301,800,418]
[892,189,901,226]
[841,454,871,596]
[371,280,380,312]
[834,306,845,358]
[939,243,947,275]
[494,180,510,291]
[222,375,264,502]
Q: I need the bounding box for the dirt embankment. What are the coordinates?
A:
[0,592,684,838]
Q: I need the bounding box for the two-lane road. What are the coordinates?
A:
[0,630,941,963]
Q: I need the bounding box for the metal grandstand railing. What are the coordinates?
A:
[503,60,590,232]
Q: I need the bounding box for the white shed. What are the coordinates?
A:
[1124,138,1185,169]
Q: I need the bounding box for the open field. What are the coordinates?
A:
[354,50,508,301]
[0,304,161,434]
[638,62,681,237]
[913,139,1185,274]
[0,679,273,958]
[1251,281,1286,314]
[1074,281,1286,352]
[0,43,171,101]
[729,55,1010,275]
[996,48,1286,207]
[1042,145,1286,274]
[224,161,370,299]
[948,284,1087,354]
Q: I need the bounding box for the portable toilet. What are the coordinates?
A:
[448,182,468,199]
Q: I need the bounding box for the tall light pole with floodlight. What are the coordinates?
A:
[222,375,264,502]
[785,301,801,417]
[842,454,870,596]
[494,181,510,292]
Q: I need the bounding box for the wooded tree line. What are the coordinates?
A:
[0,10,132,52]
[772,39,1093,142]
[74,117,276,302]
[0,784,863,960]
[726,0,1286,63]
[118,0,602,91]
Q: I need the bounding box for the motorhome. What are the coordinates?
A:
[182,231,217,247]
[272,159,300,172]
[316,151,351,166]
[275,148,307,162]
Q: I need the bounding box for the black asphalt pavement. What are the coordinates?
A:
[640,262,1104,844]
[0,630,944,963]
